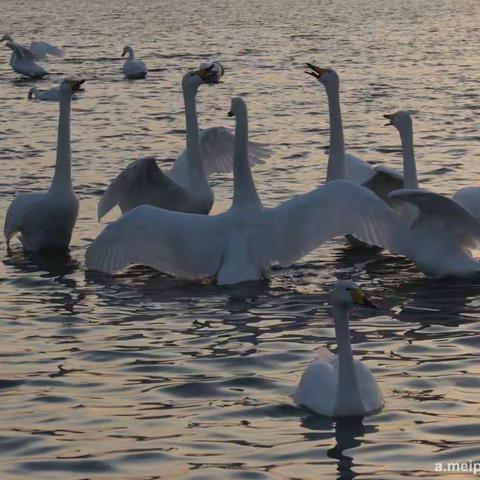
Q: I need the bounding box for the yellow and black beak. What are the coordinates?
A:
[305,63,327,79]
[196,63,216,81]
[350,288,377,309]
[67,79,85,92]
[383,113,395,127]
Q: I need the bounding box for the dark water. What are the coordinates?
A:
[1,0,480,478]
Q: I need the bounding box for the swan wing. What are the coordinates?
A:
[4,193,44,246]
[362,165,404,203]
[345,152,375,184]
[86,205,226,277]
[97,157,189,219]
[172,127,270,177]
[265,179,405,266]
[389,189,480,249]
[453,187,480,221]
[30,41,64,57]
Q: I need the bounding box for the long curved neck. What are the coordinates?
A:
[50,91,72,192]
[232,106,261,208]
[126,47,134,60]
[183,84,207,182]
[333,304,363,414]
[325,81,346,182]
[399,123,418,189]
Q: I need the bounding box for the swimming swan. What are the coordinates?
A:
[4,41,47,78]
[28,86,82,101]
[121,46,147,79]
[4,79,84,252]
[97,66,270,220]
[306,64,404,201]
[1,34,64,59]
[86,97,402,284]
[294,280,383,417]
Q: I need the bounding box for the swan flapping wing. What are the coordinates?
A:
[86,205,226,278]
[97,157,189,219]
[344,152,376,184]
[389,189,480,249]
[265,179,405,266]
[12,43,36,61]
[362,165,404,204]
[172,127,270,177]
[30,41,64,58]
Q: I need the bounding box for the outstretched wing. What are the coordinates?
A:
[30,41,64,57]
[362,165,404,204]
[86,205,227,278]
[97,157,190,220]
[345,152,376,184]
[265,179,405,266]
[171,127,270,178]
[12,43,36,61]
[389,189,480,249]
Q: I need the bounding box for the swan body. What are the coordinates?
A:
[121,46,147,79]
[5,41,47,78]
[294,280,383,417]
[4,79,83,252]
[86,98,405,284]
[1,34,64,59]
[98,68,270,220]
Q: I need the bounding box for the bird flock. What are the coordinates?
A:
[3,36,480,418]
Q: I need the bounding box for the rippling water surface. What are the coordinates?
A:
[1,0,480,478]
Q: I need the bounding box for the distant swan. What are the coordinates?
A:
[97,66,270,220]
[1,34,64,59]
[86,97,402,284]
[4,41,47,78]
[28,86,82,101]
[294,280,383,417]
[121,46,147,79]
[4,79,84,252]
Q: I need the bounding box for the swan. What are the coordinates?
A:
[28,86,82,101]
[4,79,84,252]
[349,111,480,278]
[294,280,383,417]
[121,46,147,79]
[305,64,404,201]
[86,97,403,284]
[453,187,480,220]
[199,61,224,83]
[1,34,64,59]
[4,41,47,78]
[97,66,270,220]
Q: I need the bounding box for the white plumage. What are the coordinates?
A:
[4,41,48,79]
[121,46,147,79]
[1,34,64,60]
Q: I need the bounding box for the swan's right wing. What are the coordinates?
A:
[345,152,376,184]
[265,179,406,266]
[86,206,226,278]
[32,41,64,57]
[390,189,480,249]
[98,157,188,219]
[13,43,36,61]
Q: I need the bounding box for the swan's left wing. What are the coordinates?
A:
[30,41,64,57]
[265,179,405,266]
[13,43,35,61]
[390,189,480,249]
[173,127,270,176]
[345,152,376,184]
[86,205,226,278]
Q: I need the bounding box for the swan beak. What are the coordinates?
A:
[305,63,327,79]
[351,288,377,309]
[383,113,395,127]
[0,34,9,42]
[228,110,234,117]
[68,79,85,92]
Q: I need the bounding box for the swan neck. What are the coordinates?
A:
[333,304,363,413]
[51,91,72,192]
[399,123,418,189]
[183,85,207,181]
[126,47,134,60]
[325,82,346,182]
[232,106,261,208]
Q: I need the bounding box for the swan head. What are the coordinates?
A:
[383,111,412,130]
[182,64,216,91]
[332,280,377,309]
[121,45,133,57]
[199,61,224,83]
[1,34,12,43]
[305,63,339,88]
[228,97,247,118]
[5,41,15,51]
[28,88,38,100]
[60,78,85,95]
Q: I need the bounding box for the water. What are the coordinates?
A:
[1,0,480,478]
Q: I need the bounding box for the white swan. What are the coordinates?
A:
[1,34,64,59]
[4,79,83,252]
[121,46,147,79]
[4,41,47,78]
[199,61,224,83]
[305,64,404,200]
[97,66,270,220]
[294,280,383,417]
[86,97,402,284]
[351,111,480,278]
